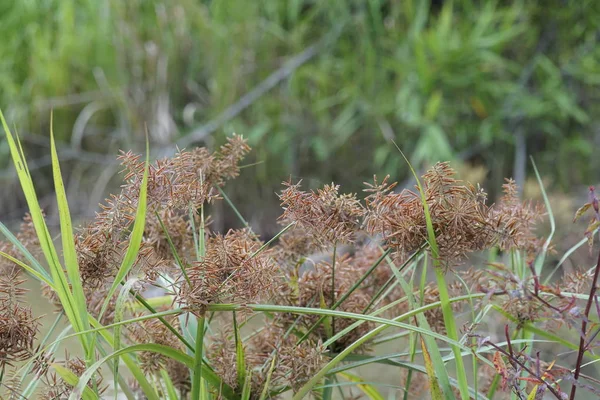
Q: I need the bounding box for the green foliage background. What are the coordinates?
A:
[1,0,599,231]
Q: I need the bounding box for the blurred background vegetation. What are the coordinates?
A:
[1,0,599,236]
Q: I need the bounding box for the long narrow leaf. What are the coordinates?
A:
[69,343,239,400]
[98,138,149,321]
[50,114,91,353]
[1,110,83,344]
[394,143,466,400]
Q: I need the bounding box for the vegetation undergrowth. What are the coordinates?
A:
[1,111,600,399]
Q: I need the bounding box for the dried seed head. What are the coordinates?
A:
[279,181,365,246]
[179,229,277,315]
[0,269,39,368]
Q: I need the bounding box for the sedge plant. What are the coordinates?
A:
[1,111,599,399]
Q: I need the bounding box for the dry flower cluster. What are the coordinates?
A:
[1,135,599,399]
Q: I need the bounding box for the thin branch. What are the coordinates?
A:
[569,245,600,400]
[174,23,346,150]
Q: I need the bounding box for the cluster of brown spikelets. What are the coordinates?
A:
[1,135,598,399]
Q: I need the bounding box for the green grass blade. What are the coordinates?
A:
[394,142,466,400]
[217,186,249,227]
[297,247,392,345]
[88,317,160,400]
[233,312,247,389]
[1,110,83,343]
[52,364,98,400]
[0,251,54,287]
[160,368,180,400]
[98,138,149,322]
[112,278,139,398]
[259,356,277,400]
[241,369,253,400]
[191,316,206,400]
[155,210,191,285]
[69,343,239,400]
[530,157,555,276]
[0,221,51,281]
[50,113,91,351]
[339,372,385,400]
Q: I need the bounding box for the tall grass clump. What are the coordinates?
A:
[1,112,600,399]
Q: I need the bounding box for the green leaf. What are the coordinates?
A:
[191,316,206,400]
[160,369,180,400]
[233,312,247,389]
[421,337,444,400]
[52,364,98,400]
[69,343,239,400]
[112,278,139,397]
[1,109,84,349]
[530,158,554,276]
[390,143,460,400]
[50,113,92,355]
[339,371,385,400]
[98,137,149,322]
[259,356,277,400]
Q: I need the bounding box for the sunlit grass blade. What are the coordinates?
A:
[1,109,84,347]
[50,113,92,354]
[338,372,385,400]
[421,336,444,400]
[52,364,98,400]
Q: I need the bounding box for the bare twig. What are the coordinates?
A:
[174,24,346,151]
[569,245,600,399]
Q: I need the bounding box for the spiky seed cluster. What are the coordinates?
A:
[364,163,543,266]
[129,316,191,396]
[180,229,277,315]
[465,263,567,325]
[274,226,323,267]
[279,181,365,246]
[0,268,39,368]
[207,323,324,397]
[417,282,463,334]
[40,355,106,400]
[491,179,544,254]
[364,163,494,266]
[75,134,250,291]
[275,254,375,351]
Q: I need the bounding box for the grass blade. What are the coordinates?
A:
[530,157,555,276]
[112,277,139,398]
[191,316,206,400]
[50,113,92,354]
[1,110,84,346]
[98,137,149,322]
[68,343,239,400]
[394,142,466,400]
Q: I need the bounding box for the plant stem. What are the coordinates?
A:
[569,245,600,400]
[331,241,337,336]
